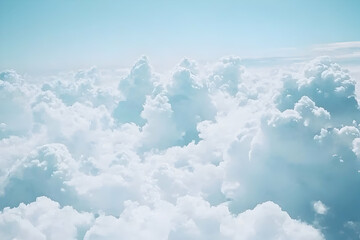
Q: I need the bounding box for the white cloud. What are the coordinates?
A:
[313,200,328,215]
[0,197,93,240]
[0,70,38,138]
[353,138,360,158]
[1,55,360,239]
[140,94,181,150]
[42,67,120,109]
[83,196,323,240]
[311,41,360,62]
[276,56,359,125]
[113,56,156,125]
[223,201,324,240]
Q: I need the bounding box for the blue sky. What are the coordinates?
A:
[1,0,360,73]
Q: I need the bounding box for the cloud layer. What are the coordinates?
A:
[1,55,359,239]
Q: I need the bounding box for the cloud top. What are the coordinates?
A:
[1,55,359,239]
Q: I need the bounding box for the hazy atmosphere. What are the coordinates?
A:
[1,1,360,239]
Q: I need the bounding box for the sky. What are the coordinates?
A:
[1,1,360,240]
[1,0,360,73]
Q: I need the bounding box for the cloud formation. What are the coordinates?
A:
[0,55,359,239]
[0,196,93,240]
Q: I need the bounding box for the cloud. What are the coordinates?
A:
[113,56,155,125]
[1,55,360,239]
[165,59,217,145]
[0,144,81,209]
[311,41,360,62]
[140,94,182,150]
[0,70,37,138]
[353,138,360,158]
[208,56,244,96]
[220,57,360,239]
[223,201,324,240]
[84,196,323,240]
[275,56,359,125]
[0,196,93,240]
[313,200,328,215]
[42,67,120,109]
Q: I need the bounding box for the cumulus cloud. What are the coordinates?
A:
[0,70,37,138]
[276,56,359,125]
[0,197,93,240]
[113,56,155,125]
[84,197,323,240]
[0,144,81,209]
[0,55,359,239]
[42,67,120,109]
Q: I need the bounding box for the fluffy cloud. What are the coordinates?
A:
[140,94,181,150]
[113,56,155,125]
[0,144,81,210]
[164,59,217,145]
[0,197,93,240]
[352,137,360,158]
[221,57,360,239]
[42,67,120,109]
[276,56,359,125]
[313,200,328,215]
[84,197,323,240]
[222,201,324,240]
[1,56,359,239]
[0,70,37,138]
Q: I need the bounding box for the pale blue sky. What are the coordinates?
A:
[1,0,360,73]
